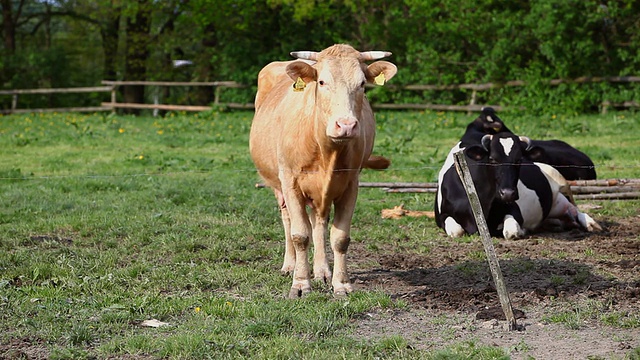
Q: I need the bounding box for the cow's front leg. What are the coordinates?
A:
[330,184,357,297]
[310,208,331,283]
[444,217,466,237]
[281,187,312,298]
[502,214,525,239]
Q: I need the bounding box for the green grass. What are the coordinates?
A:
[0,110,639,359]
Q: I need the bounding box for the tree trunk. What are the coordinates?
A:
[123,0,151,114]
[100,8,121,81]
[1,0,17,54]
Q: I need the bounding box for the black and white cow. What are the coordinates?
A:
[467,107,597,180]
[435,132,600,239]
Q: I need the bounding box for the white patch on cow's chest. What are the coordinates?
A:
[499,138,515,156]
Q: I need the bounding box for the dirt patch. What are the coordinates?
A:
[0,337,50,360]
[348,213,640,359]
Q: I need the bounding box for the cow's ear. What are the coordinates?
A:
[464,145,488,161]
[525,145,545,160]
[365,61,397,86]
[286,61,317,84]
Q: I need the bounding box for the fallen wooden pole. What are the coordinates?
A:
[566,179,640,187]
[453,151,518,331]
[359,181,438,188]
[574,192,640,200]
[571,186,640,194]
[385,188,437,193]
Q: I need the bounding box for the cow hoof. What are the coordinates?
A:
[288,286,311,299]
[503,216,525,239]
[313,268,332,284]
[333,290,349,298]
[444,217,465,237]
[333,283,353,298]
[280,269,293,277]
[289,279,312,299]
[580,213,602,231]
[280,262,295,276]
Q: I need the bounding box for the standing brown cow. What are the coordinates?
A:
[250,44,396,298]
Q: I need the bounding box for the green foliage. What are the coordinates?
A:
[3,0,640,115]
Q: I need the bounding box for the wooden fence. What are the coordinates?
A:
[0,86,114,114]
[1,76,639,115]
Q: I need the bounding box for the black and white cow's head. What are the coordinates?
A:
[472,107,511,134]
[461,107,512,147]
[464,133,544,203]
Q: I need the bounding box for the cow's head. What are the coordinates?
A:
[464,133,537,203]
[471,107,510,134]
[286,44,397,142]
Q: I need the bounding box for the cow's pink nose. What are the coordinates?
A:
[335,118,358,137]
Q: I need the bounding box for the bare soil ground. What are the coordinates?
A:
[348,210,640,359]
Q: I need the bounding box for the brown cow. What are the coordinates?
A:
[250,44,397,298]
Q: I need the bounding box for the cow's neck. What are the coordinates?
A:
[469,160,497,215]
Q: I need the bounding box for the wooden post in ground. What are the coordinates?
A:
[453,151,518,331]
[11,94,18,113]
[110,85,117,115]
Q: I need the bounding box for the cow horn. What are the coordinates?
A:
[481,134,493,150]
[290,51,318,61]
[359,51,392,60]
[519,136,532,150]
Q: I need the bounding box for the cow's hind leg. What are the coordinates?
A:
[275,190,296,275]
[548,193,602,232]
[310,208,332,283]
[575,210,602,232]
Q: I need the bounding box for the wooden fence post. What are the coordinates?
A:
[453,151,518,331]
[110,85,117,115]
[468,89,477,116]
[214,86,221,106]
[11,94,18,113]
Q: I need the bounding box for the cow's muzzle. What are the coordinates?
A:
[329,117,359,139]
[499,188,519,203]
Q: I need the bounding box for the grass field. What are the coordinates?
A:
[0,110,638,359]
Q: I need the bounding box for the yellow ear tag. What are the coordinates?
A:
[293,77,306,92]
[374,73,386,86]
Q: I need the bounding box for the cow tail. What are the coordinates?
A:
[364,155,391,170]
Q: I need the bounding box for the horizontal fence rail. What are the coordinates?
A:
[1,76,639,114]
[0,86,114,114]
[258,178,640,201]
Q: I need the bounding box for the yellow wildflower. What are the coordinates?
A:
[119,128,125,133]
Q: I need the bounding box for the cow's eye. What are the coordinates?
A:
[360,80,366,88]
[318,80,325,86]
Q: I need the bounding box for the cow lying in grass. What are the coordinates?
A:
[435,131,601,239]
